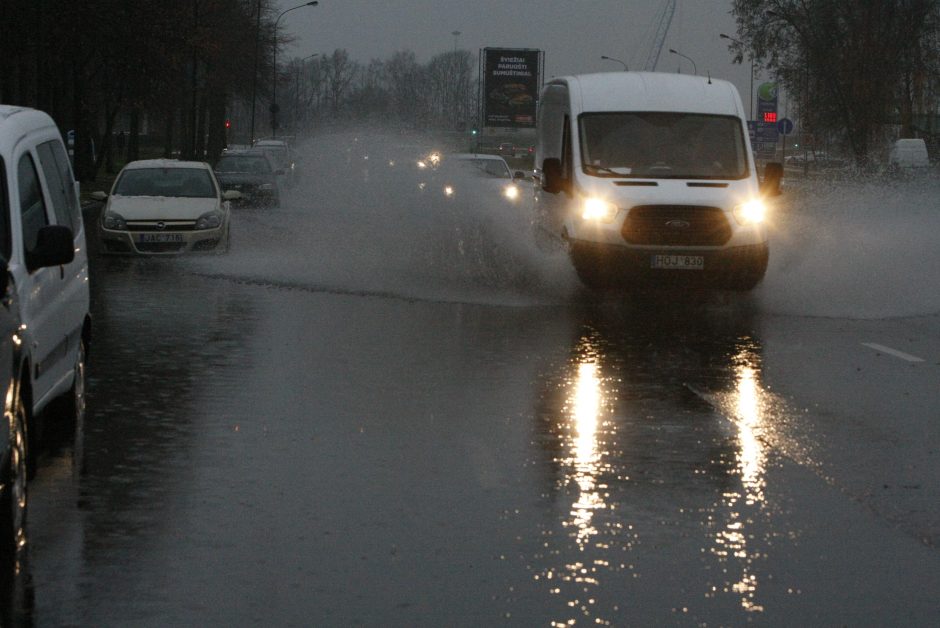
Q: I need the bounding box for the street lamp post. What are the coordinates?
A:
[720,33,754,120]
[272,1,318,139]
[249,0,262,145]
[600,55,628,71]
[668,48,697,75]
[295,53,318,131]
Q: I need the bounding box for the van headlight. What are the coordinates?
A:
[581,197,619,223]
[195,210,224,230]
[101,210,127,231]
[732,199,767,225]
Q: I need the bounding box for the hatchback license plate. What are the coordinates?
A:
[138,233,183,244]
[651,254,704,270]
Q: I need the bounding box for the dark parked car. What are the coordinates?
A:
[213,151,282,207]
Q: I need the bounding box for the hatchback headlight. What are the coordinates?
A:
[581,197,619,223]
[733,199,767,225]
[102,210,127,231]
[195,210,223,230]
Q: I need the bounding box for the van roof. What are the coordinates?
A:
[550,72,746,118]
[0,105,59,158]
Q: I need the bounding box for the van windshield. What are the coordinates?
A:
[579,112,748,180]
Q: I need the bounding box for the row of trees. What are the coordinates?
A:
[0,0,282,181]
[265,48,478,137]
[731,0,940,165]
[1,0,481,182]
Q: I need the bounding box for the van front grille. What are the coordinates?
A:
[621,205,731,246]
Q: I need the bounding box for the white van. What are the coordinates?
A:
[888,138,929,170]
[0,106,90,462]
[535,72,779,289]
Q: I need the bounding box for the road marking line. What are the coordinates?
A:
[861,343,925,363]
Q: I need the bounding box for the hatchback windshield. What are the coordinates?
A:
[451,158,511,179]
[215,155,272,174]
[113,167,216,198]
[579,112,748,179]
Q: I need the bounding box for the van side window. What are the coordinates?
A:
[17,153,50,254]
[561,115,573,187]
[0,157,10,260]
[37,140,79,233]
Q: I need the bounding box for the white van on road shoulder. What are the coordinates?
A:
[0,106,91,460]
[888,138,929,171]
[535,72,780,290]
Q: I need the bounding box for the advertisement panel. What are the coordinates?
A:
[481,48,542,129]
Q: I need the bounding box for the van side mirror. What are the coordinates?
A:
[26,225,75,272]
[542,158,567,194]
[760,162,783,197]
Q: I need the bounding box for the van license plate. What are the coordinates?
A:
[138,233,184,244]
[651,254,704,270]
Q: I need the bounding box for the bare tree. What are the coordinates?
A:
[731,0,940,166]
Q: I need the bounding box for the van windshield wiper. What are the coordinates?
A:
[584,164,632,177]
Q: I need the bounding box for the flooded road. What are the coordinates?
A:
[5,134,940,626]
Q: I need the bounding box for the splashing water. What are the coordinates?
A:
[189,128,940,318]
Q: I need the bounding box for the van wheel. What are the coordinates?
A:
[724,248,769,290]
[568,240,609,290]
[1,385,28,558]
[64,340,87,430]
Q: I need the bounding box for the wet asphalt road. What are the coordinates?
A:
[4,138,940,626]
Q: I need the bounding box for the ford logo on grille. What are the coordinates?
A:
[156,222,166,230]
[665,219,691,230]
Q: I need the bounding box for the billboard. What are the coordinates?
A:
[481,48,543,129]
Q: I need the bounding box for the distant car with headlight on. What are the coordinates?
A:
[94,159,235,255]
[436,153,526,204]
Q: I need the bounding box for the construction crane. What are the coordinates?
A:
[642,0,676,72]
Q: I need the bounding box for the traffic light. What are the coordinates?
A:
[762,112,777,123]
[224,119,231,129]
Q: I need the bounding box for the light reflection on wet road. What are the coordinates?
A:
[4,142,940,625]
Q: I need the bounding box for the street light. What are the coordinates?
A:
[668,48,697,75]
[272,1,318,139]
[295,53,319,129]
[600,55,628,71]
[720,33,755,120]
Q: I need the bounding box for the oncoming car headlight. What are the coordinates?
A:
[581,197,619,223]
[195,210,224,230]
[733,199,767,225]
[101,210,127,231]
[503,184,520,201]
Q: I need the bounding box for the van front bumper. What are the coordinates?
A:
[567,239,769,289]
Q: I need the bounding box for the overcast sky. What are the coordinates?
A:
[274,0,772,107]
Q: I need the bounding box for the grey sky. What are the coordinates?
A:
[274,0,769,106]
